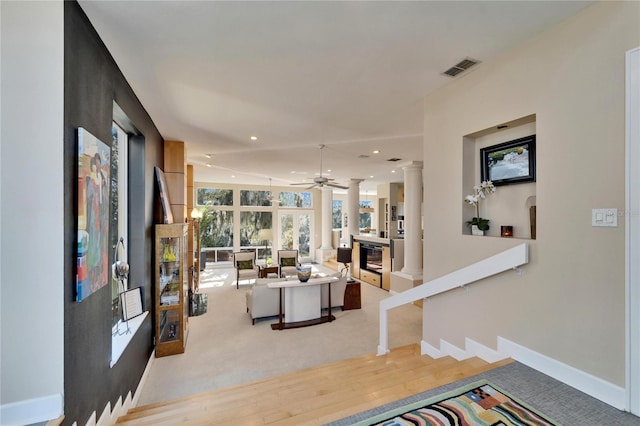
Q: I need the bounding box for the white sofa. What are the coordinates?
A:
[245,273,348,325]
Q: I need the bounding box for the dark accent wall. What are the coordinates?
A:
[63,2,163,424]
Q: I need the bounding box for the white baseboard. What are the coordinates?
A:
[133,352,156,408]
[421,339,469,360]
[421,339,444,358]
[86,411,97,426]
[421,338,508,362]
[440,339,471,361]
[89,398,107,426]
[94,392,131,426]
[465,337,509,364]
[498,337,626,410]
[98,398,116,426]
[0,393,63,426]
[421,336,625,410]
[93,351,155,425]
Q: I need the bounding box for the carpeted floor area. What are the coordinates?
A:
[137,263,423,406]
[327,362,640,426]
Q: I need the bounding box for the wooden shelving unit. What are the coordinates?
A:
[155,223,189,357]
[352,241,361,279]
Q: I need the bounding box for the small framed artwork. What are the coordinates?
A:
[121,287,144,321]
[480,135,536,186]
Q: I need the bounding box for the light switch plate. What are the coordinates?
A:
[592,208,618,227]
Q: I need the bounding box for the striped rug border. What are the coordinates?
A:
[349,379,560,426]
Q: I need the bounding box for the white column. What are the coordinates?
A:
[321,187,333,249]
[347,179,363,247]
[401,161,423,276]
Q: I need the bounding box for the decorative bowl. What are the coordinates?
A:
[296,265,312,282]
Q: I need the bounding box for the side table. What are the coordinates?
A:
[259,265,280,278]
[343,281,361,310]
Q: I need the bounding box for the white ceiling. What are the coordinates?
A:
[79,1,592,193]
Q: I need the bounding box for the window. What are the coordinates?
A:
[197,187,234,263]
[111,122,128,328]
[200,208,234,262]
[240,211,273,258]
[200,209,234,248]
[359,200,372,230]
[197,188,233,206]
[195,186,314,263]
[110,108,149,368]
[240,190,271,206]
[279,191,312,208]
[332,200,342,229]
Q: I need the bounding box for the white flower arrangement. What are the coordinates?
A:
[464,180,496,231]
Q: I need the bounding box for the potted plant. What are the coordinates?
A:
[464,180,496,235]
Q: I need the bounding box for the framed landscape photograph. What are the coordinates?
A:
[480,135,536,186]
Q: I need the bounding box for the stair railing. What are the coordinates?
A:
[378,243,529,355]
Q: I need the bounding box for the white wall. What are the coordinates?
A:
[422,1,639,387]
[0,1,65,422]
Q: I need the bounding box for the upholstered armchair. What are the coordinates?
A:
[277,249,299,278]
[233,251,259,289]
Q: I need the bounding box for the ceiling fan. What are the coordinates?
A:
[290,144,348,190]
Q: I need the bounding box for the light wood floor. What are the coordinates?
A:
[117,344,511,425]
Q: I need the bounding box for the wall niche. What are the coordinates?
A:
[462,114,537,239]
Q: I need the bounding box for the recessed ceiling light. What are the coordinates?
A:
[369,175,374,178]
[327,169,332,172]
[231,175,236,178]
[205,153,212,159]
[206,163,211,167]
[373,150,380,154]
[250,136,258,141]
[391,170,396,173]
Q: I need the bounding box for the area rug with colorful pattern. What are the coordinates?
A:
[351,380,559,426]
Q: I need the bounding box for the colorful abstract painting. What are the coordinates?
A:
[77,128,111,302]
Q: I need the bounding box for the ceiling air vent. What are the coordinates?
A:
[358,154,370,159]
[386,158,402,162]
[442,57,481,77]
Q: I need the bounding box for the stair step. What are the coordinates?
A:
[117,344,511,425]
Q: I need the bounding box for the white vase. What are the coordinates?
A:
[471,225,484,236]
